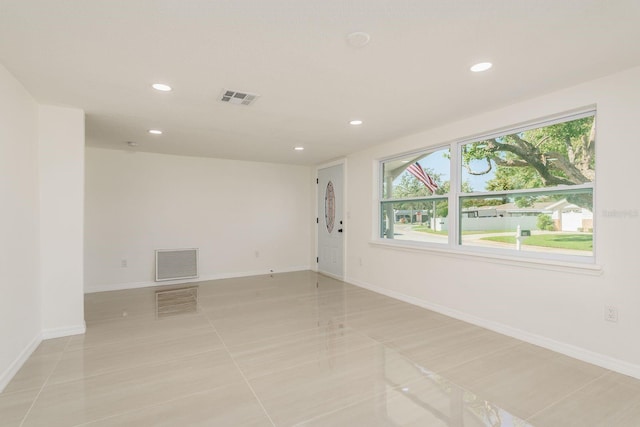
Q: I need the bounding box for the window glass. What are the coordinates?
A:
[381,199,449,243]
[378,111,596,262]
[461,116,595,192]
[458,113,595,259]
[459,190,593,257]
[382,148,450,199]
[380,148,450,244]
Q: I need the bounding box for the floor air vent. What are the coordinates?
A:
[155,248,198,281]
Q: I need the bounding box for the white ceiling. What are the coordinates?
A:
[1,1,640,165]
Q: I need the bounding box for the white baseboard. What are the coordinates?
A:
[317,271,344,281]
[84,266,310,294]
[346,276,640,381]
[0,332,42,393]
[1,323,86,393]
[42,322,86,339]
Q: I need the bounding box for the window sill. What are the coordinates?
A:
[368,239,603,276]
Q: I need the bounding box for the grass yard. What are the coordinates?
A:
[412,225,448,235]
[481,233,593,251]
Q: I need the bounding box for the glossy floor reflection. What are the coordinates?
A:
[2,271,639,426]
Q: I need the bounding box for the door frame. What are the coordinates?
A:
[315,159,347,280]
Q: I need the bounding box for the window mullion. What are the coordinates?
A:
[449,141,461,248]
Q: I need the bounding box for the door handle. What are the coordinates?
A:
[338,229,343,233]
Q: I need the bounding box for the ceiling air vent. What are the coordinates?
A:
[219,89,260,106]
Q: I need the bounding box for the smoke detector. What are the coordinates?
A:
[346,32,371,48]
[220,89,260,106]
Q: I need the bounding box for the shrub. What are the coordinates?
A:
[537,214,555,231]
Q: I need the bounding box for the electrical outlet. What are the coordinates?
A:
[121,259,128,268]
[605,305,619,322]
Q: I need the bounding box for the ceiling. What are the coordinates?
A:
[1,1,640,165]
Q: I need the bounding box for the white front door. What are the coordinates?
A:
[317,164,344,279]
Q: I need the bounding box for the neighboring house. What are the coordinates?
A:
[394,200,593,232]
[547,200,594,232]
[394,209,430,223]
[461,199,593,232]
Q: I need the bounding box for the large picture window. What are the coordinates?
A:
[379,111,596,262]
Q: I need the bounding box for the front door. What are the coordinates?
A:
[317,164,344,279]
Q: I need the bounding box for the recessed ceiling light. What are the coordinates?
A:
[349,119,363,126]
[152,83,172,91]
[470,62,493,72]
[294,146,304,151]
[148,129,162,135]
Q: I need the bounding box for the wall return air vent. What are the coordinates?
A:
[155,248,199,282]
[219,89,260,106]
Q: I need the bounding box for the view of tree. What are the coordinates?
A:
[390,169,474,219]
[381,116,594,252]
[461,196,507,210]
[389,170,444,223]
[392,172,437,200]
[462,116,595,208]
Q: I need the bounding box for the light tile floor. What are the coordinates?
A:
[2,271,640,426]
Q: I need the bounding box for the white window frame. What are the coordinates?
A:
[376,108,597,267]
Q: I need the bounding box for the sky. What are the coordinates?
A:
[396,149,495,193]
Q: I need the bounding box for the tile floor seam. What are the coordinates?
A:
[289,393,383,426]
[224,324,369,356]
[67,383,255,427]
[235,338,449,424]
[210,318,350,350]
[233,337,380,382]
[343,313,479,351]
[394,366,534,425]
[85,311,211,323]
[347,322,454,345]
[42,347,225,389]
[422,337,523,374]
[439,338,525,369]
[18,336,72,427]
[287,370,439,427]
[10,272,638,426]
[431,344,611,424]
[65,328,215,352]
[0,386,40,398]
[390,342,538,421]
[523,369,611,422]
[85,312,154,324]
[201,308,278,427]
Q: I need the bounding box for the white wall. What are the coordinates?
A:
[344,66,640,378]
[84,148,312,292]
[0,64,86,391]
[0,64,41,391]
[38,105,86,337]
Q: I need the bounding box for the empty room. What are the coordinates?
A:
[2,1,640,426]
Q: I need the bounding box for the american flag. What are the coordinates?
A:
[406,162,438,193]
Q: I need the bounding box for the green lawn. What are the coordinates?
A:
[481,234,593,251]
[412,225,448,235]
